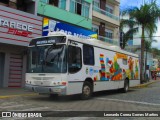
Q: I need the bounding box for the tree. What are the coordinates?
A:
[120,18,138,49]
[151,48,160,58]
[123,0,160,83]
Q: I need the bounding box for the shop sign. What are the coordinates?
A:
[43,18,97,39]
[0,18,33,37]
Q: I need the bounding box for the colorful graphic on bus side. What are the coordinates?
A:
[94,53,139,81]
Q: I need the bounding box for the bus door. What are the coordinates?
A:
[68,41,83,82]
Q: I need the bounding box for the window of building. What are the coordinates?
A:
[49,0,59,6]
[0,0,9,4]
[40,0,48,3]
[70,0,75,13]
[105,29,113,39]
[77,0,82,15]
[17,0,24,10]
[47,0,66,9]
[9,0,17,9]
[93,0,100,8]
[83,45,94,65]
[106,5,113,14]
[70,0,82,15]
[92,24,99,34]
[68,45,82,73]
[0,0,35,14]
[58,0,66,9]
[16,0,35,14]
[70,0,90,18]
[81,2,90,18]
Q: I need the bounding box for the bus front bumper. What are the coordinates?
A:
[25,84,67,95]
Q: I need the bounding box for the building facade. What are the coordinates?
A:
[0,0,42,88]
[92,0,120,46]
[38,0,98,39]
[38,0,92,28]
[38,0,120,45]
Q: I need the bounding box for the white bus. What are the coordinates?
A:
[25,32,140,100]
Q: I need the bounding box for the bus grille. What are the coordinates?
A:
[32,77,54,80]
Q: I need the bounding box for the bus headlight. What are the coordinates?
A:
[61,81,67,86]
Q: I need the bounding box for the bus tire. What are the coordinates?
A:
[122,79,129,93]
[81,81,93,100]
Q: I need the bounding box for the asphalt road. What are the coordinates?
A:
[94,80,160,104]
[1,81,160,120]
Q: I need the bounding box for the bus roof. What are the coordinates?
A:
[66,35,139,58]
[32,32,139,58]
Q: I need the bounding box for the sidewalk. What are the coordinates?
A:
[0,80,160,99]
[130,79,160,88]
[0,88,38,99]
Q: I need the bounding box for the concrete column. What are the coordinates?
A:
[89,3,92,19]
[3,52,10,87]
[66,0,70,11]
[21,55,27,88]
[34,0,39,15]
[114,5,119,17]
[113,27,119,38]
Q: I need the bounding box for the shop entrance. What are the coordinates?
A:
[0,53,5,87]
[8,53,23,87]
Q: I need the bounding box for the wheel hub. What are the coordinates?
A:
[83,86,90,96]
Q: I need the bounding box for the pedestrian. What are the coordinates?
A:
[152,71,154,80]
[154,71,157,80]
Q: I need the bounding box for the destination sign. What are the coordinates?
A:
[36,40,55,45]
[29,36,66,46]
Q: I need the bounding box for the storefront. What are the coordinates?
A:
[150,59,160,80]
[0,6,42,88]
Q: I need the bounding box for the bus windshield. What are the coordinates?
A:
[27,44,67,73]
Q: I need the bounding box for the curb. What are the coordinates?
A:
[0,93,38,99]
[130,80,159,89]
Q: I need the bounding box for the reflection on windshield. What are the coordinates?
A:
[28,45,67,73]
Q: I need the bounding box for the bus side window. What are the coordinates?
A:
[68,46,82,73]
[83,45,94,65]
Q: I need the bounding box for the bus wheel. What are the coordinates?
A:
[81,81,93,100]
[122,79,129,93]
